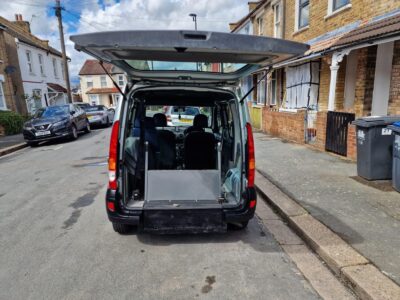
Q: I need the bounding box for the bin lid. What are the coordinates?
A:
[387,122,400,134]
[352,115,400,128]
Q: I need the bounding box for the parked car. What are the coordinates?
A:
[74,102,91,110]
[84,105,114,127]
[23,104,90,146]
[165,106,200,127]
[71,30,308,234]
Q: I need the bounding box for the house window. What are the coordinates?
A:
[100,75,107,88]
[86,76,93,89]
[297,0,310,29]
[256,72,267,105]
[0,81,6,110]
[118,75,124,86]
[271,71,278,105]
[257,17,264,35]
[333,0,350,11]
[285,61,320,110]
[52,58,58,78]
[273,2,283,38]
[89,94,99,105]
[38,54,45,76]
[26,50,34,74]
[60,62,65,80]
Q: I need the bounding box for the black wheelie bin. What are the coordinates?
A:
[353,116,400,180]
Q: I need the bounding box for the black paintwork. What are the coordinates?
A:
[23,104,89,143]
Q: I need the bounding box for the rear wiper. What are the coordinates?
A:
[239,67,271,104]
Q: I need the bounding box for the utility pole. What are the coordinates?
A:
[55,0,72,103]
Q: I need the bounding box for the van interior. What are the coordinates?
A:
[122,87,244,209]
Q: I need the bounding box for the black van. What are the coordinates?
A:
[71,30,308,234]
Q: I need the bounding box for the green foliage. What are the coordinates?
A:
[0,111,26,135]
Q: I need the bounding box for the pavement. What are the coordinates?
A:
[0,134,27,156]
[0,128,339,299]
[254,132,400,295]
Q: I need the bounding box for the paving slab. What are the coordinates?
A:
[342,264,400,300]
[282,244,355,300]
[289,214,368,275]
[254,132,400,285]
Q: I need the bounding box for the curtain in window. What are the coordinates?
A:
[285,61,320,110]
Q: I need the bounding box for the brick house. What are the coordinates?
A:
[79,59,126,107]
[0,14,69,115]
[230,0,400,159]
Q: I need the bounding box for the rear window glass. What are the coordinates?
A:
[85,106,104,112]
[172,106,200,116]
[126,61,245,73]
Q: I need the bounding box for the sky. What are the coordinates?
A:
[0,0,249,85]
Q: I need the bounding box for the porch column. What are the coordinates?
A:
[328,51,349,111]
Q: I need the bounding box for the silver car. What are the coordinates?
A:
[84,105,114,127]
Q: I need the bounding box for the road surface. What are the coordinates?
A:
[0,128,320,299]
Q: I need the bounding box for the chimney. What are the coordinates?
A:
[13,14,31,33]
[229,23,238,32]
[248,1,259,12]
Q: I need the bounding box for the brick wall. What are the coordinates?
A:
[262,108,306,144]
[319,57,331,111]
[354,46,377,117]
[285,0,400,44]
[347,124,357,161]
[388,40,400,115]
[311,111,328,151]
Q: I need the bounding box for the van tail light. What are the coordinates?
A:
[246,122,255,188]
[108,120,120,190]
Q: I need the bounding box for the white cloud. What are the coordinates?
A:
[0,0,249,84]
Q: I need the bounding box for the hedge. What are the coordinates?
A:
[0,111,26,135]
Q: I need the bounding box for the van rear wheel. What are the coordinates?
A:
[112,222,132,234]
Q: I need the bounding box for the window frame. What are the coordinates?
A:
[0,80,7,110]
[328,0,351,15]
[256,72,267,105]
[100,75,107,88]
[270,71,278,106]
[52,58,58,78]
[118,75,124,86]
[38,54,45,76]
[60,61,65,80]
[86,76,93,89]
[273,2,283,38]
[257,16,264,36]
[26,50,34,74]
[296,0,310,30]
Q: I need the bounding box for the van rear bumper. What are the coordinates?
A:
[105,188,257,231]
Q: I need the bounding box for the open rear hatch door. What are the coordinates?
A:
[71,30,309,83]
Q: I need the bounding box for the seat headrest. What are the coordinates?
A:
[144,117,155,129]
[153,113,167,127]
[193,114,208,128]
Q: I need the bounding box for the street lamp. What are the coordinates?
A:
[189,13,197,30]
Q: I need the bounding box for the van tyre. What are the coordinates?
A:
[112,222,132,234]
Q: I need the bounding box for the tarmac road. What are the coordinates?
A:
[0,128,320,299]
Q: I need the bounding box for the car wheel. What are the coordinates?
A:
[27,141,39,147]
[112,222,133,234]
[228,221,249,230]
[70,125,78,140]
[84,121,91,134]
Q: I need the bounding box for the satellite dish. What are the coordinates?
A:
[4,65,16,74]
